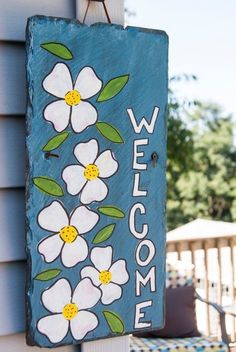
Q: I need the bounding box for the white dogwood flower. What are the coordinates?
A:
[37,278,101,343]
[38,201,99,267]
[62,139,119,204]
[81,246,129,305]
[43,63,102,133]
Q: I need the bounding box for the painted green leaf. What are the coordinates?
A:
[96,122,124,143]
[97,75,129,102]
[34,269,61,281]
[33,177,64,196]
[97,206,125,219]
[41,42,73,60]
[42,132,70,152]
[103,311,125,334]
[93,224,116,244]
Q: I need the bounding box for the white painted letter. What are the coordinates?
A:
[133,173,147,197]
[136,267,156,296]
[127,107,159,134]
[129,203,148,239]
[133,139,148,170]
[136,239,155,266]
[134,301,152,328]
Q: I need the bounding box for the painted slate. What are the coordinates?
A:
[26,15,168,348]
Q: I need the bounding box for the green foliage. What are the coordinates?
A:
[42,132,69,152]
[41,43,73,60]
[96,122,124,143]
[97,206,125,219]
[34,269,61,281]
[33,176,64,197]
[97,75,129,102]
[103,311,125,334]
[167,82,236,230]
[92,224,116,244]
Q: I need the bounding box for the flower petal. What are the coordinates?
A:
[90,246,112,271]
[38,234,64,263]
[80,266,100,286]
[70,206,99,234]
[74,139,98,167]
[71,101,97,133]
[74,67,102,100]
[42,278,72,313]
[110,260,129,285]
[62,165,87,196]
[43,63,73,98]
[80,178,108,205]
[70,311,98,340]
[61,236,88,268]
[44,100,70,132]
[95,150,119,178]
[37,314,69,343]
[72,278,101,310]
[100,283,122,305]
[38,201,69,232]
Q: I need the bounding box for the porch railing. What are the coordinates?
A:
[166,230,236,341]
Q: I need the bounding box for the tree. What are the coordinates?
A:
[167,99,236,230]
[166,75,195,229]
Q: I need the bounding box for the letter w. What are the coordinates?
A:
[127,107,159,134]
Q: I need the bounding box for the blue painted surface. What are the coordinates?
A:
[26,16,168,348]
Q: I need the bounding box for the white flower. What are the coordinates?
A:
[43,63,102,133]
[62,139,119,205]
[38,201,99,268]
[37,278,101,343]
[81,246,129,305]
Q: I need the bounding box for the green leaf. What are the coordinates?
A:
[41,42,73,60]
[93,224,116,244]
[97,75,129,102]
[97,206,125,219]
[33,177,64,196]
[34,269,61,281]
[103,311,125,334]
[42,132,70,152]
[96,122,124,143]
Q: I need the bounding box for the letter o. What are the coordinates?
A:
[136,239,155,267]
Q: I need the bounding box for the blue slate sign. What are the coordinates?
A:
[26,16,168,348]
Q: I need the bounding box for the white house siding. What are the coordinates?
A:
[0,117,25,187]
[0,0,76,41]
[0,189,25,262]
[0,43,26,115]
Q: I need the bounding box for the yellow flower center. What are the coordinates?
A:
[84,164,100,181]
[59,226,78,243]
[64,90,81,106]
[62,303,78,320]
[99,270,112,285]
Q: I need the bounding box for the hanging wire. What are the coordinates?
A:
[102,1,112,23]
[82,0,112,24]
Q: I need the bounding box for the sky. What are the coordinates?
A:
[126,0,236,118]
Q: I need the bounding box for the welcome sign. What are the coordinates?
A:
[26,16,168,348]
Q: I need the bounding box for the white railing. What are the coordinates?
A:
[167,230,236,341]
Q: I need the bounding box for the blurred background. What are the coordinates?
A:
[126,0,236,231]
